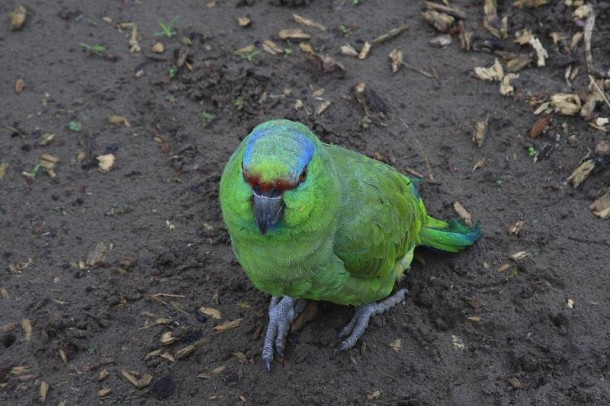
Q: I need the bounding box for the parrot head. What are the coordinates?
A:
[241,120,318,235]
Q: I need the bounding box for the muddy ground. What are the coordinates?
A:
[1,0,609,405]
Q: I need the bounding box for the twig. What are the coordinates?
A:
[584,7,610,79]
[589,75,610,109]
[399,118,435,181]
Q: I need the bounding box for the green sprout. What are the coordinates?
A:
[234,98,244,110]
[528,146,538,156]
[169,65,179,78]
[22,163,41,179]
[80,42,106,56]
[200,112,215,122]
[283,47,294,56]
[155,17,179,38]
[68,121,82,132]
[241,49,261,62]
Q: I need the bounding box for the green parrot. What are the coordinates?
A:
[219,119,481,371]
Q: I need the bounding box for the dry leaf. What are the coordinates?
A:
[237,17,251,27]
[421,10,455,33]
[508,220,525,235]
[389,49,403,73]
[474,58,504,81]
[500,73,519,95]
[550,93,581,115]
[151,42,165,53]
[473,121,487,147]
[21,318,32,341]
[213,318,243,334]
[40,381,49,402]
[97,154,115,172]
[340,44,358,57]
[15,78,25,95]
[278,29,311,40]
[199,306,221,319]
[590,190,610,219]
[10,5,27,31]
[98,388,112,398]
[453,201,474,227]
[293,13,325,31]
[567,160,595,187]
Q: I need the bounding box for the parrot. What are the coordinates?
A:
[219,119,481,371]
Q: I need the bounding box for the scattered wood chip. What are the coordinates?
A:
[315,100,331,116]
[21,318,32,341]
[366,390,382,400]
[473,120,487,147]
[429,34,452,47]
[98,388,112,398]
[160,331,178,346]
[0,162,9,180]
[278,29,311,41]
[389,338,401,352]
[371,25,409,45]
[175,344,196,360]
[121,370,153,389]
[467,316,481,323]
[86,242,107,267]
[235,44,256,56]
[0,322,17,333]
[500,73,519,96]
[389,49,403,73]
[262,40,282,55]
[59,347,68,365]
[15,78,25,95]
[99,369,109,381]
[451,335,466,350]
[161,352,176,362]
[199,307,221,319]
[510,251,529,261]
[213,318,243,334]
[497,263,511,272]
[514,0,547,8]
[293,13,325,31]
[108,115,131,128]
[590,190,610,219]
[422,1,466,20]
[311,53,347,74]
[40,381,49,402]
[340,44,358,57]
[237,16,251,27]
[473,158,486,171]
[39,133,55,146]
[41,153,60,164]
[533,102,551,115]
[474,58,504,81]
[453,201,474,226]
[358,41,372,60]
[595,140,610,156]
[550,93,581,115]
[10,5,27,31]
[567,298,575,309]
[128,23,141,53]
[530,115,552,138]
[567,160,595,187]
[298,42,314,55]
[508,220,525,235]
[421,10,455,33]
[515,29,548,66]
[0,288,9,299]
[507,377,523,389]
[97,154,115,172]
[291,301,318,331]
[458,21,472,51]
[151,42,164,53]
[505,53,533,73]
[212,365,226,374]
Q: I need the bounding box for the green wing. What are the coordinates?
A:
[327,145,426,282]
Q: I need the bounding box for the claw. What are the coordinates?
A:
[264,359,272,373]
[333,341,350,356]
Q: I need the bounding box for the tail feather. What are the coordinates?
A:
[420,216,482,253]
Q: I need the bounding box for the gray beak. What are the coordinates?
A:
[253,192,284,235]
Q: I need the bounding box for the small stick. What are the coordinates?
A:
[371,25,409,45]
[589,74,610,109]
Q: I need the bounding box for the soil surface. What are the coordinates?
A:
[1,1,609,405]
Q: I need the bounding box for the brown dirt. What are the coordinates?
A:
[1,1,609,405]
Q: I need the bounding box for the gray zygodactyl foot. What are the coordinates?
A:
[262,296,308,372]
[334,288,408,355]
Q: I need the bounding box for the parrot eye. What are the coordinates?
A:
[298,167,308,183]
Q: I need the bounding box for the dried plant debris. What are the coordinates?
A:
[473,121,487,147]
[530,115,552,138]
[474,58,504,82]
[15,78,25,95]
[514,29,548,67]
[10,5,27,31]
[514,0,548,8]
[21,318,33,341]
[263,40,283,55]
[86,243,108,267]
[278,29,311,41]
[371,25,409,46]
[0,162,9,180]
[40,381,49,402]
[237,16,251,27]
[421,10,455,33]
[121,370,153,389]
[567,160,595,187]
[422,1,466,20]
[500,73,519,96]
[97,154,115,171]
[213,318,243,334]
[358,42,372,60]
[453,201,474,227]
[550,93,581,115]
[389,49,403,73]
[293,13,325,31]
[590,190,610,219]
[198,307,221,319]
[483,0,507,39]
[430,35,452,47]
[151,42,165,53]
[98,388,112,398]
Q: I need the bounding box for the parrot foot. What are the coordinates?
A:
[334,288,408,356]
[262,296,308,372]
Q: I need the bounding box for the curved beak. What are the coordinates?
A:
[253,192,284,235]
